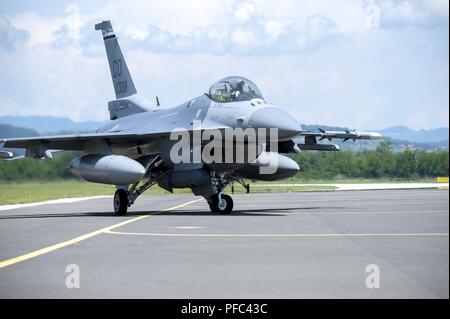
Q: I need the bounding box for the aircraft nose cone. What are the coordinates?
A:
[249,107,301,139]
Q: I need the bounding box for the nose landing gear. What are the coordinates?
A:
[207,192,234,214]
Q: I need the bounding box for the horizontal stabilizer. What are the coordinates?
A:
[108,97,148,120]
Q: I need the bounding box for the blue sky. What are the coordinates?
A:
[0,0,448,130]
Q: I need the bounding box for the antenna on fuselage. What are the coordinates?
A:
[156,96,160,106]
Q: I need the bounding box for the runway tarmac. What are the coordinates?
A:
[0,189,448,298]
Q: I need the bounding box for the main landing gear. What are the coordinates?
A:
[113,154,164,216]
[112,165,239,216]
[207,192,234,215]
[113,189,128,215]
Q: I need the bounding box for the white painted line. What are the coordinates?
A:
[0,196,112,211]
[251,183,448,191]
[105,230,449,238]
[171,226,208,230]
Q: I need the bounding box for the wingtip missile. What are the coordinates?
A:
[0,151,14,159]
[315,129,382,141]
[363,132,382,139]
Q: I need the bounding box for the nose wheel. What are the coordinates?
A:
[113,189,128,216]
[208,193,234,215]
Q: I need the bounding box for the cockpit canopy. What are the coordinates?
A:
[208,76,264,103]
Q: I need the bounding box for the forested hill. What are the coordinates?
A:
[0,123,39,138]
[0,116,105,134]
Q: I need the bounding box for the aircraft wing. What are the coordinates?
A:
[0,131,169,159]
[0,126,231,159]
[2,132,148,149]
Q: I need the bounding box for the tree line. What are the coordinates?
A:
[0,142,448,181]
[289,141,448,180]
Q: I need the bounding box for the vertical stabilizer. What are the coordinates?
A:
[95,20,137,99]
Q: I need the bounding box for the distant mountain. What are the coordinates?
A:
[0,123,39,138]
[0,116,105,134]
[0,124,40,155]
[377,125,449,143]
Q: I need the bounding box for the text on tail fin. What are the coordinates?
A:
[95,20,137,99]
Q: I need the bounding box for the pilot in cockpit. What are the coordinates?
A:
[230,80,244,101]
[208,76,264,103]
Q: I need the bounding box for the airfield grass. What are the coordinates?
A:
[0,181,114,205]
[0,176,441,205]
[0,180,338,205]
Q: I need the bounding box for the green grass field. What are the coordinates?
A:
[0,176,442,205]
[0,181,114,205]
[0,180,338,205]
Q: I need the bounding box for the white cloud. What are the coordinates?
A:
[424,0,450,17]
[262,18,295,42]
[123,24,149,41]
[0,42,110,121]
[377,0,450,28]
[64,4,83,41]
[0,0,448,130]
[10,11,63,46]
[116,0,348,55]
[0,15,29,51]
[232,0,258,23]
[229,27,261,52]
[91,0,232,36]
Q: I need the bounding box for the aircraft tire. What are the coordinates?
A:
[114,189,128,216]
[209,194,233,215]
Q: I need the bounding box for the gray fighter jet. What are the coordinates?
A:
[0,21,380,215]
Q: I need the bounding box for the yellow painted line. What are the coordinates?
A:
[0,198,203,269]
[105,230,449,238]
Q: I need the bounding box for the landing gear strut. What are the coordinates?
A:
[207,172,235,214]
[208,192,234,215]
[113,189,128,215]
[231,179,250,194]
[112,154,164,216]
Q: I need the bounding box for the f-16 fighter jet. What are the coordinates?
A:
[1,21,380,215]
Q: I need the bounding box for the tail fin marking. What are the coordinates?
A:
[95,20,137,99]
